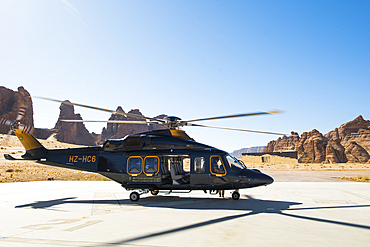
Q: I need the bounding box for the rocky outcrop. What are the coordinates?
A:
[296,129,327,163]
[344,141,370,163]
[0,86,33,134]
[99,107,167,144]
[325,115,370,153]
[1,87,166,146]
[263,131,299,153]
[53,101,96,146]
[325,139,346,163]
[264,115,370,163]
[263,140,276,153]
[264,129,328,163]
[34,128,57,140]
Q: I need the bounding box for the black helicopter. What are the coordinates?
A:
[2,98,287,201]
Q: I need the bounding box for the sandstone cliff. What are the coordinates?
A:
[325,138,347,163]
[53,101,96,146]
[263,115,370,163]
[99,107,167,144]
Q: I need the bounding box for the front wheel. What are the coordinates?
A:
[130,192,140,202]
[232,191,240,200]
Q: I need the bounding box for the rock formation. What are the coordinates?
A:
[263,115,370,163]
[98,107,166,144]
[344,141,370,163]
[53,101,96,146]
[0,86,33,134]
[325,138,346,163]
[263,140,276,153]
[295,129,327,163]
[264,131,299,153]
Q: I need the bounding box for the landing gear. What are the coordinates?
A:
[129,189,150,201]
[130,192,140,202]
[151,189,159,195]
[232,191,240,200]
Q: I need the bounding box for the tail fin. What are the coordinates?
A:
[13,128,47,160]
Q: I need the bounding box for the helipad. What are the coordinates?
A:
[1,180,369,246]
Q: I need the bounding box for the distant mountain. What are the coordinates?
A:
[230,146,265,159]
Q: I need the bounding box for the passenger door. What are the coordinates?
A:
[190,156,210,189]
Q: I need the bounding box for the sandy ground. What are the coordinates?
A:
[1,134,369,183]
[0,134,108,183]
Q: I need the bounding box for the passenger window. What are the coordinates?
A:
[195,157,205,173]
[183,157,190,173]
[127,157,142,175]
[210,156,226,175]
[144,157,159,175]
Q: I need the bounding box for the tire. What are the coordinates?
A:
[130,192,140,202]
[151,190,159,195]
[232,191,240,200]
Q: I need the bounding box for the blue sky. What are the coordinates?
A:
[1,0,369,152]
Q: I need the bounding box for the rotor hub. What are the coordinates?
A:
[164,116,182,129]
[10,121,20,130]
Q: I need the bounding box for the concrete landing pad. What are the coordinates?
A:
[1,181,369,246]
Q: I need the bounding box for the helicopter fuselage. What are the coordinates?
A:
[25,129,273,192]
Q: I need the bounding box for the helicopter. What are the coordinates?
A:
[2,97,288,201]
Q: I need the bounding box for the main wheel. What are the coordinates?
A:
[151,190,159,195]
[232,191,240,200]
[130,192,140,202]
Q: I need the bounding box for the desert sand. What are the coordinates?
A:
[0,134,108,183]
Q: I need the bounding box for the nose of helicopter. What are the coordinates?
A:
[261,173,274,185]
[247,170,274,187]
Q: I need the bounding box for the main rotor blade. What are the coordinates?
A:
[61,120,159,124]
[188,123,288,136]
[35,96,166,123]
[182,110,283,123]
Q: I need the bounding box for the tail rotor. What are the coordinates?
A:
[0,117,12,126]
[16,104,28,121]
[1,104,34,136]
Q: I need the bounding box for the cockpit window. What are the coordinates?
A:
[226,155,246,170]
[210,155,226,175]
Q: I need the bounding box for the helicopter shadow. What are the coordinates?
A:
[110,195,370,245]
[15,194,301,212]
[15,193,370,241]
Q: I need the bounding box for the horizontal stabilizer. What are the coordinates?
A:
[4,154,19,160]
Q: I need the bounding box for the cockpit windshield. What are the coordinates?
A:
[226,155,247,170]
